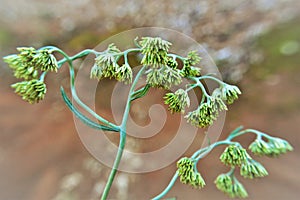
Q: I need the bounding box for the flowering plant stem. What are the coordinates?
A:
[101,66,146,199]
[3,37,293,199]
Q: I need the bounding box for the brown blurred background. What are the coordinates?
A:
[0,0,300,199]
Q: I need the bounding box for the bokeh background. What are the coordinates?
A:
[0,0,300,199]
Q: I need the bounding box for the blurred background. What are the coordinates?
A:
[0,0,299,199]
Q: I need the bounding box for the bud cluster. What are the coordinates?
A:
[215,173,248,198]
[185,83,240,128]
[4,47,59,103]
[140,37,171,66]
[146,65,182,89]
[249,137,293,157]
[4,47,58,80]
[240,159,268,179]
[220,145,251,167]
[177,157,205,189]
[164,89,190,113]
[181,51,201,77]
[90,44,133,84]
[11,79,46,104]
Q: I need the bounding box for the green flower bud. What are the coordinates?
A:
[90,64,104,80]
[146,65,182,89]
[220,145,251,167]
[11,79,46,104]
[215,174,233,194]
[208,93,228,114]
[115,63,133,84]
[240,159,268,179]
[140,37,171,65]
[33,50,58,72]
[17,47,37,63]
[186,50,201,66]
[106,43,121,53]
[220,84,241,104]
[180,63,201,77]
[92,44,121,80]
[215,174,248,198]
[185,103,217,128]
[249,138,293,157]
[3,54,22,70]
[177,157,205,189]
[164,89,190,113]
[267,138,293,156]
[4,47,58,80]
[4,48,39,80]
[249,139,272,156]
[231,179,248,198]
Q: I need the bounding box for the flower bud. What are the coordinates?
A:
[215,173,248,198]
[221,84,241,104]
[146,65,182,89]
[140,37,171,65]
[11,79,46,104]
[33,50,58,72]
[180,62,201,77]
[92,45,120,80]
[249,137,293,157]
[185,103,217,128]
[220,145,251,167]
[240,159,268,179]
[164,89,190,113]
[115,64,133,84]
[177,157,206,189]
[186,50,201,66]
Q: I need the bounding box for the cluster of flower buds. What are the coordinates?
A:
[219,84,241,104]
[177,157,206,189]
[164,89,190,113]
[4,47,58,103]
[180,51,201,77]
[139,37,171,66]
[215,173,248,198]
[185,103,217,128]
[185,84,241,128]
[11,79,46,104]
[90,44,133,84]
[220,144,251,167]
[4,47,58,80]
[146,65,182,89]
[240,159,268,179]
[249,137,293,157]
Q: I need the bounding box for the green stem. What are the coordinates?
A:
[101,130,126,200]
[101,66,146,199]
[197,75,225,86]
[194,140,232,162]
[228,128,264,140]
[151,171,179,200]
[152,139,232,200]
[189,77,211,98]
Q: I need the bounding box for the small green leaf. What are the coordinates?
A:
[60,87,119,132]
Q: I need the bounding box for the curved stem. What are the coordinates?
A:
[151,171,179,200]
[197,75,225,86]
[152,139,232,200]
[228,128,264,140]
[194,140,232,162]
